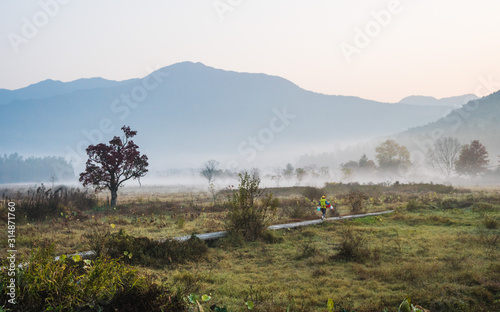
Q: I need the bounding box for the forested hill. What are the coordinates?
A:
[0,154,74,184]
[397,89,500,159]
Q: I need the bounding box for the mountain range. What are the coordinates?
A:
[0,62,492,173]
[398,94,478,108]
[398,89,500,162]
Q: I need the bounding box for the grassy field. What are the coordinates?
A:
[1,183,499,311]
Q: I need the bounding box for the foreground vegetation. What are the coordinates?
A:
[1,182,499,311]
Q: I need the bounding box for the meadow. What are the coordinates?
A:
[1,182,499,311]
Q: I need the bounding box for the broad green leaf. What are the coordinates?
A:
[201,294,211,301]
[398,299,411,312]
[188,293,198,304]
[72,254,82,262]
[245,301,254,310]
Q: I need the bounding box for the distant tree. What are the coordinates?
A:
[271,169,282,187]
[341,160,359,170]
[375,140,411,174]
[295,168,307,185]
[0,153,74,184]
[79,126,149,207]
[50,174,56,188]
[319,166,330,179]
[341,167,353,181]
[357,154,376,175]
[358,154,369,168]
[455,140,489,178]
[200,160,222,185]
[250,168,260,180]
[283,163,294,180]
[427,137,461,177]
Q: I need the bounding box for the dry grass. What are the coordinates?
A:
[1,185,499,311]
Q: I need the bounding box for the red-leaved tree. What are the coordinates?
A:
[79,126,148,206]
[455,140,489,179]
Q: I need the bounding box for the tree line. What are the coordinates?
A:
[0,153,74,184]
[341,138,495,180]
[77,126,499,207]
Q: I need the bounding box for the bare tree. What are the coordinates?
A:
[200,159,221,185]
[427,137,461,177]
[271,169,282,187]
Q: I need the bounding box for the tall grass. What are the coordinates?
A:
[1,184,97,221]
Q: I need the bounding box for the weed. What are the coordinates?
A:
[302,186,324,201]
[478,229,500,257]
[332,226,372,263]
[0,244,187,311]
[225,172,279,242]
[483,216,499,229]
[177,217,186,228]
[473,202,495,212]
[406,198,424,212]
[6,185,97,221]
[344,191,368,214]
[282,196,316,220]
[82,222,111,258]
[103,231,208,267]
[294,240,318,260]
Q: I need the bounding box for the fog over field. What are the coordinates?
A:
[1,1,499,188]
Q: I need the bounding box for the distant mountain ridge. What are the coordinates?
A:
[0,77,138,106]
[397,90,500,160]
[0,62,458,170]
[398,94,478,107]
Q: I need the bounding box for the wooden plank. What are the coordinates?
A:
[170,231,227,242]
[268,210,393,230]
[32,210,393,264]
[176,210,394,241]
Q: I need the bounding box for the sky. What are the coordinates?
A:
[1,0,499,103]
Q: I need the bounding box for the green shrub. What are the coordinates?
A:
[301,186,324,201]
[0,244,186,311]
[98,230,208,267]
[82,222,111,258]
[483,216,499,229]
[406,198,419,211]
[473,202,495,212]
[282,196,316,220]
[225,172,279,242]
[344,191,368,214]
[294,241,318,260]
[331,226,372,263]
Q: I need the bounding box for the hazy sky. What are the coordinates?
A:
[1,0,499,103]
